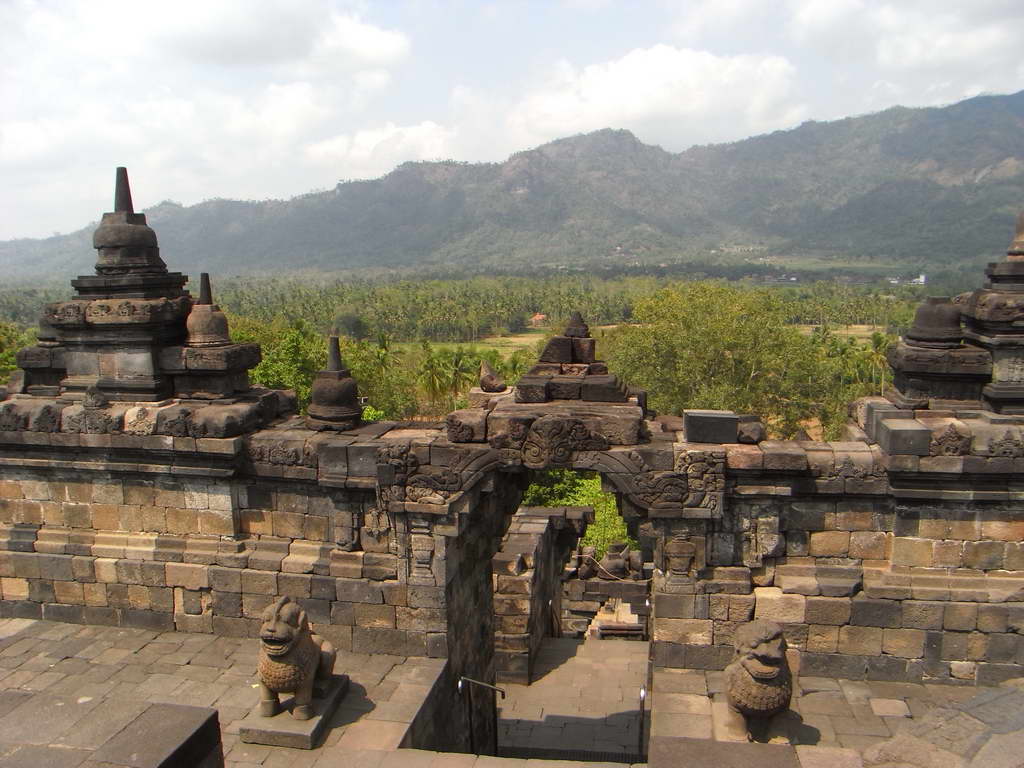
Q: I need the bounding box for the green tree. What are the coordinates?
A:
[522,470,634,558]
[606,283,822,436]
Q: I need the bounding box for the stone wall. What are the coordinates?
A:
[493,506,588,682]
[562,577,650,637]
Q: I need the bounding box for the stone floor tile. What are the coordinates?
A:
[0,743,92,767]
[829,715,891,737]
[228,740,275,763]
[799,692,855,718]
[836,733,886,752]
[870,698,910,717]
[794,744,863,768]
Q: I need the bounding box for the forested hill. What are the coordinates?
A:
[4,90,1024,280]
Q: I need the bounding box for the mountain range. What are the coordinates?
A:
[4,90,1024,281]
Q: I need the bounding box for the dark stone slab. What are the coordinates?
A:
[91,703,222,767]
[648,736,798,768]
[877,418,932,456]
[684,410,738,444]
[239,674,350,749]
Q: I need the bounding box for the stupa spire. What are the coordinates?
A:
[327,335,343,371]
[198,272,213,305]
[114,167,134,214]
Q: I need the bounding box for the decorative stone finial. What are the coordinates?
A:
[326,334,343,371]
[564,311,590,338]
[92,167,167,275]
[1008,210,1024,260]
[198,272,213,305]
[306,336,363,431]
[479,359,506,393]
[186,273,231,347]
[114,167,134,214]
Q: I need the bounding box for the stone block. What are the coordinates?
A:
[238,674,348,750]
[580,374,628,402]
[940,631,968,660]
[849,531,888,560]
[548,375,582,400]
[653,618,713,645]
[572,336,596,363]
[876,419,932,456]
[805,596,851,626]
[809,531,850,557]
[851,595,901,628]
[335,579,383,604]
[978,604,1008,634]
[964,541,1005,570]
[753,587,805,624]
[354,603,396,629]
[838,625,883,655]
[514,376,549,403]
[683,410,738,444]
[165,562,208,590]
[807,624,839,653]
[882,628,925,658]
[892,537,934,567]
[759,441,808,471]
[902,600,944,630]
[944,602,978,631]
[241,569,277,595]
[538,336,573,363]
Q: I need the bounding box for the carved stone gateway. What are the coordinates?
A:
[9,172,1024,762]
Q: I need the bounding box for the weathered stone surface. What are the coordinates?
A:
[239,673,349,749]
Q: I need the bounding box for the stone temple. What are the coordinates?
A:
[2,171,1024,766]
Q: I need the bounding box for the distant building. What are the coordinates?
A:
[529,312,547,327]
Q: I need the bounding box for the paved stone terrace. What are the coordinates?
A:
[0,616,1018,768]
[497,637,649,761]
[651,666,995,766]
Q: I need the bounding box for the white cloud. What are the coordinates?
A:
[507,45,808,149]
[3,0,1024,241]
[306,121,458,179]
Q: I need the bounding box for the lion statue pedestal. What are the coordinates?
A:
[239,597,350,749]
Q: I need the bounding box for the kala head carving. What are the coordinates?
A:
[724,620,792,739]
[257,596,336,720]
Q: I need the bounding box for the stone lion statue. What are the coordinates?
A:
[257,596,337,720]
[725,620,792,734]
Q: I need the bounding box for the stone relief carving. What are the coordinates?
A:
[123,407,151,436]
[247,440,317,467]
[491,415,609,469]
[376,443,464,506]
[930,423,972,456]
[445,414,475,443]
[0,404,27,432]
[828,455,886,481]
[408,517,435,585]
[988,430,1024,458]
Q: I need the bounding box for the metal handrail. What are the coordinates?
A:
[458,676,506,699]
[458,676,506,755]
[638,686,647,758]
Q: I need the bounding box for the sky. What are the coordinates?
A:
[2,0,1023,240]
